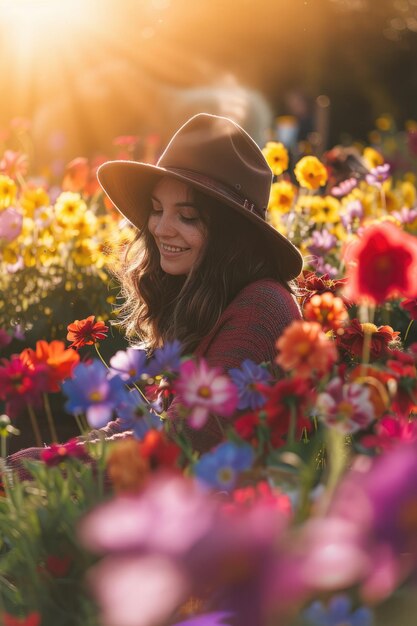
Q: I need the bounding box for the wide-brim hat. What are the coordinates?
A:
[97,113,303,280]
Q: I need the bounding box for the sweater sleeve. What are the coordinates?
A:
[169,279,301,453]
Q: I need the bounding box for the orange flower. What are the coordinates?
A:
[275,320,338,378]
[21,340,80,392]
[303,292,349,332]
[336,318,400,361]
[343,221,417,304]
[106,438,149,494]
[66,315,108,349]
[62,157,90,192]
[139,430,181,469]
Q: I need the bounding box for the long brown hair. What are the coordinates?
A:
[113,186,292,355]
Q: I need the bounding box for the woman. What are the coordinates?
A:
[98,112,303,450]
[9,113,303,468]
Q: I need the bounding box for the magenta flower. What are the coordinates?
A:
[316,377,375,434]
[0,355,48,417]
[173,613,234,626]
[175,359,238,428]
[365,163,390,187]
[0,207,23,243]
[0,329,12,350]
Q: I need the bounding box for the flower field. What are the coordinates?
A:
[1,117,417,625]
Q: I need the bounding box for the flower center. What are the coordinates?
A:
[89,390,103,402]
[198,385,212,399]
[361,323,378,335]
[217,467,233,484]
[296,341,311,356]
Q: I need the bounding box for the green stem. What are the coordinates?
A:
[287,402,297,446]
[43,393,58,443]
[27,404,42,448]
[1,435,6,460]
[74,413,85,436]
[404,319,414,344]
[94,342,109,369]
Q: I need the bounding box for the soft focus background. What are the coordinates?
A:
[1,0,417,168]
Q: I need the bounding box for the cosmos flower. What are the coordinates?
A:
[316,377,375,434]
[228,359,271,410]
[109,347,148,384]
[365,163,390,187]
[331,177,358,197]
[0,207,23,243]
[147,340,182,377]
[175,359,238,429]
[194,441,254,491]
[66,315,109,349]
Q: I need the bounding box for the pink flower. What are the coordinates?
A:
[0,149,29,179]
[316,377,375,434]
[41,439,87,466]
[0,208,23,243]
[360,416,417,452]
[175,359,238,428]
[331,177,357,197]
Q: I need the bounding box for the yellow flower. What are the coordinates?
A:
[268,181,295,213]
[401,181,416,208]
[294,156,327,190]
[375,115,393,132]
[267,208,287,232]
[383,189,399,213]
[262,142,289,176]
[363,147,384,169]
[71,240,99,267]
[405,120,417,132]
[21,187,50,217]
[0,175,17,209]
[309,195,340,224]
[54,192,87,227]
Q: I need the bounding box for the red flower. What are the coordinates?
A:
[386,356,417,416]
[361,416,417,452]
[223,481,292,517]
[138,430,181,469]
[3,613,41,626]
[66,315,108,349]
[45,554,72,577]
[400,298,417,320]
[344,221,417,304]
[234,412,260,442]
[296,271,348,307]
[21,340,80,392]
[336,318,400,361]
[41,439,87,466]
[0,355,48,418]
[261,377,314,447]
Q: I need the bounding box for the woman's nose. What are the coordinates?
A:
[154,213,176,237]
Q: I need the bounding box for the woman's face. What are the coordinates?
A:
[148,177,207,276]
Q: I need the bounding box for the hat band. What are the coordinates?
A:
[165,167,265,220]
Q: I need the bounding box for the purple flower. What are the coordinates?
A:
[341,199,364,229]
[109,347,148,384]
[303,595,373,626]
[147,339,182,377]
[392,206,417,225]
[365,164,390,187]
[308,230,337,256]
[175,359,238,429]
[310,257,339,278]
[194,441,254,491]
[173,613,234,626]
[0,207,23,243]
[331,178,358,198]
[116,390,162,439]
[228,359,271,410]
[62,360,127,428]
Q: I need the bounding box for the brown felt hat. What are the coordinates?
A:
[97,113,303,280]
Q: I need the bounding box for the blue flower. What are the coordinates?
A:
[147,340,182,377]
[116,389,162,439]
[303,595,373,626]
[194,441,254,491]
[228,359,271,410]
[109,347,148,384]
[62,360,127,429]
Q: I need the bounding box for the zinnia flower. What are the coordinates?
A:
[303,292,349,333]
[294,156,328,190]
[262,142,289,176]
[0,355,48,417]
[41,438,87,466]
[336,319,400,361]
[175,359,238,429]
[66,315,109,349]
[276,320,338,378]
[106,438,149,494]
[316,377,375,434]
[343,221,417,304]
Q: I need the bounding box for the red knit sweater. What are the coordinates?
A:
[7,278,301,475]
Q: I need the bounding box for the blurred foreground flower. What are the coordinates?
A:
[303,594,373,626]
[344,221,417,304]
[316,377,375,434]
[276,320,337,378]
[194,441,254,491]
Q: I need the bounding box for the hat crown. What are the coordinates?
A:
[157,113,272,212]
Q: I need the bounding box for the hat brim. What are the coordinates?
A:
[97,160,303,281]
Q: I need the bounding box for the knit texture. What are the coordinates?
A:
[7,278,301,477]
